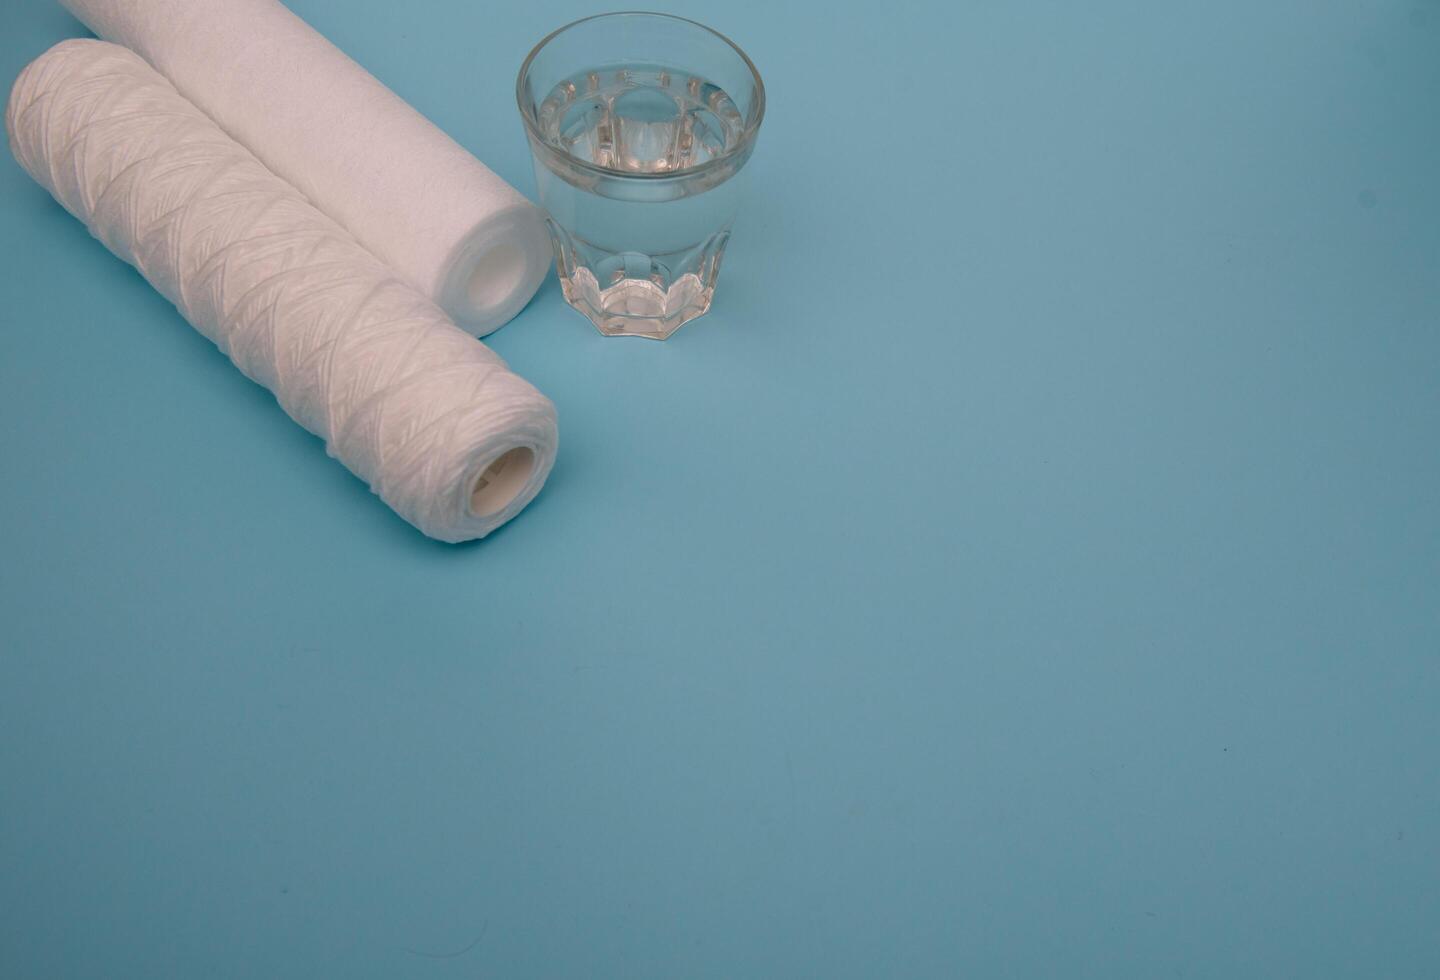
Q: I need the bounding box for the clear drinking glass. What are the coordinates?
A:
[516,12,765,339]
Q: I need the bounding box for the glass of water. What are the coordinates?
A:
[516,12,766,339]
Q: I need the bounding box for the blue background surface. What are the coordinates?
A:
[3,1,1439,976]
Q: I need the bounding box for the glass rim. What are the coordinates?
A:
[515,10,766,182]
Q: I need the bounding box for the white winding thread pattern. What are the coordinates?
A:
[6,40,557,542]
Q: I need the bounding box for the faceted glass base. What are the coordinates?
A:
[548,222,730,340]
[558,265,715,339]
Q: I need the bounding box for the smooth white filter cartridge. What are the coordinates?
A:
[60,0,552,336]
